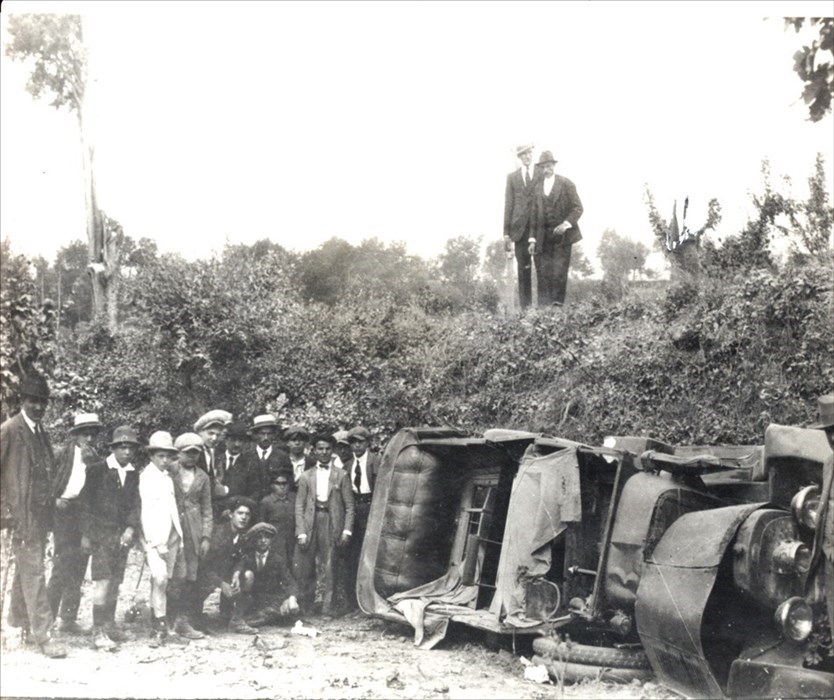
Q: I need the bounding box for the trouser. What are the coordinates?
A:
[343,499,371,609]
[194,575,246,623]
[293,510,336,613]
[9,529,53,644]
[46,500,88,622]
[514,240,533,309]
[536,240,572,306]
[144,531,182,618]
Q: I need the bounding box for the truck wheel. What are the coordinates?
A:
[532,637,651,669]
[531,655,653,684]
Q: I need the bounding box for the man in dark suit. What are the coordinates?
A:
[47,412,102,635]
[194,410,233,519]
[503,143,538,309]
[235,522,299,628]
[248,414,292,484]
[294,434,355,616]
[216,422,265,509]
[531,150,584,306]
[0,374,66,658]
[342,426,379,610]
[81,425,141,650]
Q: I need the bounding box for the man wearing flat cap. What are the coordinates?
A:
[194,409,233,506]
[47,412,103,636]
[234,522,299,628]
[504,143,538,309]
[0,373,66,657]
[81,425,142,651]
[531,150,584,306]
[285,425,315,488]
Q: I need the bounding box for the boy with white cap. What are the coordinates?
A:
[139,430,185,647]
[47,412,102,635]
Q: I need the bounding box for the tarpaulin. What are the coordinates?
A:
[489,445,582,627]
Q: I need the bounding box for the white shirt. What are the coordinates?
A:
[291,455,307,482]
[315,464,330,502]
[256,551,268,571]
[226,451,239,470]
[60,445,87,499]
[20,410,38,433]
[351,453,371,494]
[523,165,533,185]
[543,174,555,196]
[257,445,273,461]
[106,453,134,487]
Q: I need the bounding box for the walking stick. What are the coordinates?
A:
[124,556,146,622]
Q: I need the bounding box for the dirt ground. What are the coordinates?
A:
[0,549,680,700]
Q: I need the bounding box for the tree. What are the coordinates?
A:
[5,14,117,329]
[786,17,834,123]
[569,243,595,279]
[597,229,650,297]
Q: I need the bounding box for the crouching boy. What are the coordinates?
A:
[236,522,299,628]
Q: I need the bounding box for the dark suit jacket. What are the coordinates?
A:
[220,451,267,501]
[295,466,355,539]
[200,519,247,588]
[80,458,140,541]
[247,446,292,483]
[0,413,56,537]
[503,167,537,242]
[236,542,298,603]
[532,174,584,253]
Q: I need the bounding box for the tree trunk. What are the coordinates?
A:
[79,110,108,326]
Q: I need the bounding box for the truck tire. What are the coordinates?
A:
[531,655,653,685]
[532,637,651,670]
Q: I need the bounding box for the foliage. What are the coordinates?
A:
[786,17,834,122]
[597,228,652,298]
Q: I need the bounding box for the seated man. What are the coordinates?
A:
[195,496,256,634]
[236,522,299,628]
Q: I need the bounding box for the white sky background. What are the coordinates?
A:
[1,0,833,270]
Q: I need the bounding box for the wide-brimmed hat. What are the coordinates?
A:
[109,425,142,447]
[225,421,250,440]
[810,393,834,430]
[194,410,233,433]
[284,425,310,442]
[245,522,277,543]
[537,150,557,165]
[347,426,371,443]
[515,143,534,156]
[174,432,204,452]
[250,414,280,432]
[147,430,178,454]
[333,430,350,445]
[69,412,103,434]
[18,374,50,400]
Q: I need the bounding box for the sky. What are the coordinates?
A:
[1,0,833,270]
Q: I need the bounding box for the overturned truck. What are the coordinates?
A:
[356,426,833,699]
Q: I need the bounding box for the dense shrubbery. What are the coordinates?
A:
[2,161,832,451]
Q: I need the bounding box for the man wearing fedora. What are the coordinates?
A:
[531,150,584,307]
[0,373,66,658]
[248,414,292,485]
[504,143,538,309]
[139,431,185,647]
[81,425,142,650]
[47,412,103,636]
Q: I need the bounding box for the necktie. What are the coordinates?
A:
[257,554,265,571]
[228,454,236,470]
[525,169,530,186]
[354,461,362,491]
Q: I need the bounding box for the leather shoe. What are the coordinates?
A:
[40,639,68,658]
[93,627,117,651]
[106,624,130,643]
[175,619,205,640]
[229,617,258,635]
[58,619,88,635]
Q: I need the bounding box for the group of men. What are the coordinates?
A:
[0,373,380,657]
[503,143,584,309]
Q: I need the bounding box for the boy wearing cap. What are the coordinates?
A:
[332,430,354,472]
[170,433,213,640]
[47,413,102,635]
[139,431,185,647]
[248,414,292,484]
[285,426,315,488]
[0,373,66,658]
[343,426,379,611]
[195,496,256,633]
[194,409,233,506]
[235,522,299,628]
[81,425,142,650]
[294,433,354,616]
[259,470,296,563]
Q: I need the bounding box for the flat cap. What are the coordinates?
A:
[333,430,350,445]
[347,426,371,442]
[174,432,204,452]
[194,410,233,433]
[245,522,277,542]
[284,425,310,441]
